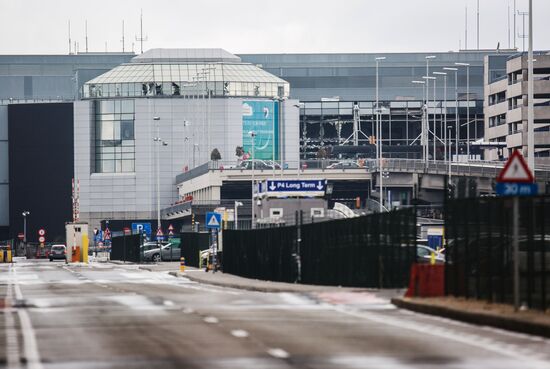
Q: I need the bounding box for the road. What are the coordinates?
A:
[1,259,550,369]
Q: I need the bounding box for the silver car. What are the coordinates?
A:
[142,242,181,262]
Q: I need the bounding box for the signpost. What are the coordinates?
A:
[156,228,164,241]
[205,212,221,272]
[495,150,536,311]
[38,229,46,246]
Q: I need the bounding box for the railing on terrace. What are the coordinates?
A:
[175,159,550,183]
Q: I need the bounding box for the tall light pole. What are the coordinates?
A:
[22,211,30,244]
[412,80,427,166]
[425,56,436,116]
[434,71,448,163]
[152,116,168,250]
[422,75,436,161]
[376,56,386,213]
[443,67,459,161]
[249,131,256,228]
[527,0,535,172]
[448,125,453,183]
[455,62,471,161]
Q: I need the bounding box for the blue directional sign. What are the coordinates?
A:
[495,182,538,197]
[206,212,222,230]
[132,223,152,237]
[266,179,326,192]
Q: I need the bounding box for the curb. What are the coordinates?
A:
[170,271,307,293]
[169,271,372,294]
[391,297,550,339]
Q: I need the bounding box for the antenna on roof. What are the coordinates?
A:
[68,20,72,54]
[135,9,148,54]
[464,6,468,50]
[121,20,125,52]
[85,20,89,53]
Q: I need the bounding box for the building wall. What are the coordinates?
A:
[76,96,300,230]
[0,54,134,101]
[484,53,550,164]
[239,51,504,102]
[0,106,8,239]
[8,103,74,242]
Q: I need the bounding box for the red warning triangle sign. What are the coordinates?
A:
[497,150,534,183]
[156,228,164,237]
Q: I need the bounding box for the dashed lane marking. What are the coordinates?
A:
[203,316,219,324]
[267,348,290,359]
[230,329,250,338]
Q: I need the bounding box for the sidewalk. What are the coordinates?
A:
[392,296,550,339]
[172,268,377,294]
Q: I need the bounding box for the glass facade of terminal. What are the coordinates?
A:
[93,99,135,173]
[83,63,289,99]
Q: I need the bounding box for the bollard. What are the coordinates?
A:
[180,257,185,273]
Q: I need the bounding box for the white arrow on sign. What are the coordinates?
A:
[316,181,324,190]
[269,182,276,191]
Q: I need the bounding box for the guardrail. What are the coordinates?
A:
[175,159,550,183]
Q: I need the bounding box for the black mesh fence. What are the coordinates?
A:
[111,234,142,263]
[223,208,417,288]
[181,232,211,267]
[445,195,550,311]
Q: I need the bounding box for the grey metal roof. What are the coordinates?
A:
[132,48,241,64]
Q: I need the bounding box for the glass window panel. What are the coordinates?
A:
[121,160,135,172]
[121,120,134,140]
[102,160,115,173]
[100,121,114,140]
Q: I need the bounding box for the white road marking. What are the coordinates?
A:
[182,308,195,314]
[230,329,249,338]
[12,266,45,369]
[333,306,550,368]
[163,300,175,306]
[267,348,290,359]
[203,316,219,324]
[5,283,21,369]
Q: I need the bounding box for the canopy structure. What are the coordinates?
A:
[83,48,289,99]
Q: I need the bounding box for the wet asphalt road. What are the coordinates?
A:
[1,259,550,369]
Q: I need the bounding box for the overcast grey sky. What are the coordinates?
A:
[1,0,549,55]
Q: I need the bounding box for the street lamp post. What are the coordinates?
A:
[422,75,436,161]
[412,80,427,166]
[527,0,535,171]
[455,62,471,161]
[443,67,458,162]
[448,125,453,183]
[153,116,168,259]
[375,56,386,213]
[434,71,448,163]
[22,211,30,244]
[249,131,256,228]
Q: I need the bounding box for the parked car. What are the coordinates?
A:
[49,244,67,262]
[142,241,181,262]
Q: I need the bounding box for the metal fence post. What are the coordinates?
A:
[513,196,520,311]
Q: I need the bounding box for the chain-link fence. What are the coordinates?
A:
[445,195,550,311]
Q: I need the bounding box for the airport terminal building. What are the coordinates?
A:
[1,47,537,240]
[75,49,299,230]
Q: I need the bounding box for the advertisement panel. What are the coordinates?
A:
[242,100,279,160]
